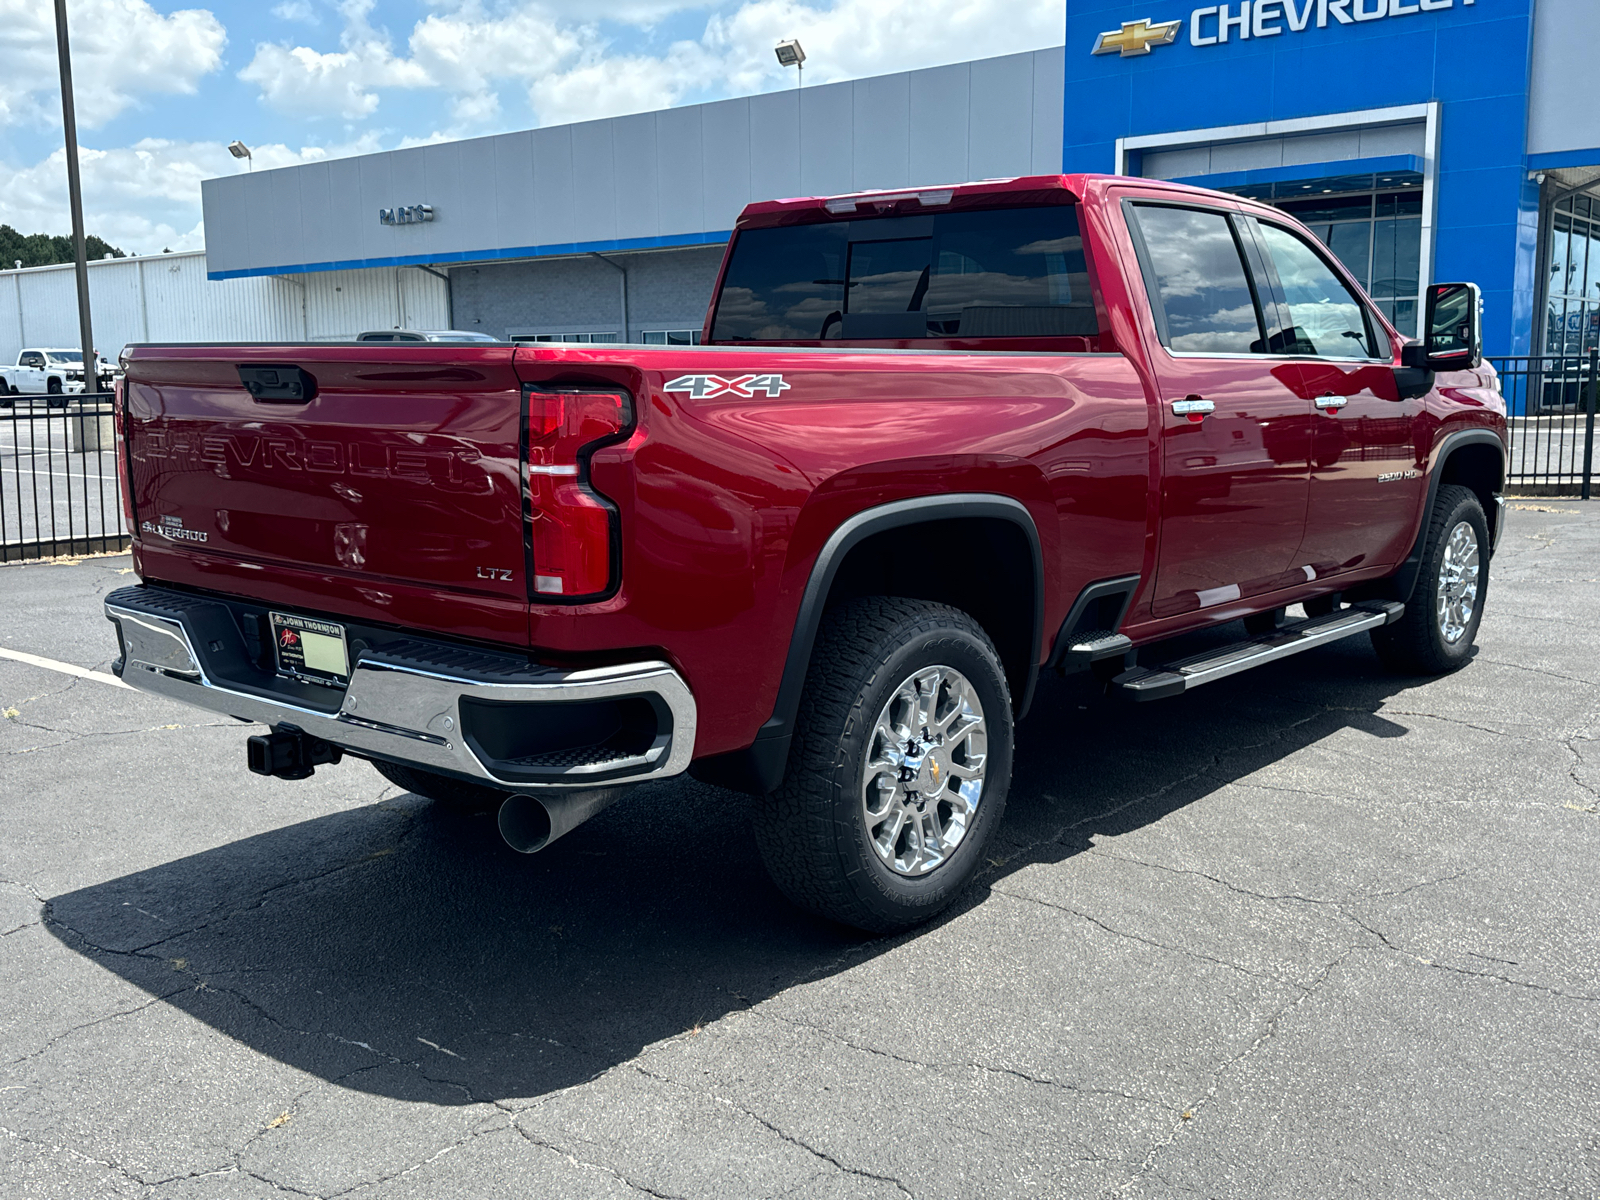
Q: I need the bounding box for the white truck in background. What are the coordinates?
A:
[0,348,114,406]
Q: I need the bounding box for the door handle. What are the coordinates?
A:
[1314,395,1348,410]
[1171,397,1215,416]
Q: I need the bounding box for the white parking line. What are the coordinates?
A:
[0,646,131,689]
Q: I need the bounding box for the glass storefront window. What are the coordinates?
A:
[1372,217,1422,299]
[1542,192,1600,357]
[1273,187,1424,336]
[1589,229,1600,302]
[1376,192,1424,219]
[1383,299,1417,337]
[1326,223,1371,283]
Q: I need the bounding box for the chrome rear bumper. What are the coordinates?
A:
[105,586,695,791]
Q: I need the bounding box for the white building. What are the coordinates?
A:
[0,250,448,366]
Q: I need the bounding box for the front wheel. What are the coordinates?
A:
[753,597,1013,933]
[1371,484,1488,674]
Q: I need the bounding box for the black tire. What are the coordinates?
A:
[47,378,62,395]
[1371,484,1489,675]
[371,759,506,813]
[753,597,1013,934]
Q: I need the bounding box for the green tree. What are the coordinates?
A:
[0,225,126,268]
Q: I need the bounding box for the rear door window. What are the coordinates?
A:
[710,206,1099,341]
[1128,204,1266,355]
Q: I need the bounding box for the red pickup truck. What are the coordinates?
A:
[105,174,1505,932]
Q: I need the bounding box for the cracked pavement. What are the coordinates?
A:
[2,505,1599,1199]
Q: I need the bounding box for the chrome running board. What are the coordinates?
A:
[1113,602,1404,701]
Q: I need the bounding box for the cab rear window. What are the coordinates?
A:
[711,206,1100,342]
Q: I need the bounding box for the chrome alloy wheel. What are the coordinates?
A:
[1436,519,1481,645]
[861,665,987,877]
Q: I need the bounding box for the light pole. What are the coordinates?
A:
[53,0,98,393]
[228,140,253,171]
[775,39,805,88]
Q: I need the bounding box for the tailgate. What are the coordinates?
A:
[124,346,526,612]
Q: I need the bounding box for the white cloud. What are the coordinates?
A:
[6,0,1066,261]
[527,42,713,127]
[271,0,319,23]
[701,0,1066,95]
[239,0,1065,133]
[0,136,379,255]
[238,42,429,119]
[0,0,225,130]
[240,0,430,120]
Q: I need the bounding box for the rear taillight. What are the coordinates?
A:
[526,389,630,599]
[114,377,136,532]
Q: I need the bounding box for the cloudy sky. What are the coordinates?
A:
[2,0,1068,256]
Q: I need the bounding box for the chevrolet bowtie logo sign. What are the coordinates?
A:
[1092,17,1181,56]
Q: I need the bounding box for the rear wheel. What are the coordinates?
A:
[753,597,1012,933]
[371,759,506,813]
[1371,484,1488,674]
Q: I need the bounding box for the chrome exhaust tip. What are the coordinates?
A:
[497,787,630,854]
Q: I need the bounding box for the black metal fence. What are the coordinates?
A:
[1491,351,1598,498]
[0,392,129,563]
[0,358,1592,566]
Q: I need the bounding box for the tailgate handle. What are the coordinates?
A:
[238,364,317,403]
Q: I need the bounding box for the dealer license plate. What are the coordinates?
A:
[269,611,350,687]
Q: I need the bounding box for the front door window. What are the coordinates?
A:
[1253,222,1377,358]
[1253,219,1423,575]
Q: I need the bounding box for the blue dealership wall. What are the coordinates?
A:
[1063,0,1539,353]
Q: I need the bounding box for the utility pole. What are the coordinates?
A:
[53,0,98,393]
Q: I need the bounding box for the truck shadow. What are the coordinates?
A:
[43,628,1435,1105]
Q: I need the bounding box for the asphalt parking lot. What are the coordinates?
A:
[3,504,1599,1200]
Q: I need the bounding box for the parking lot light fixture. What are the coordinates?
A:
[228,140,252,170]
[774,39,805,87]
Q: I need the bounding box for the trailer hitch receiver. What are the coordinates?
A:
[247,725,343,780]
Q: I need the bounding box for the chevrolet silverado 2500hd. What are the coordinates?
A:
[0,348,105,404]
[104,174,1505,932]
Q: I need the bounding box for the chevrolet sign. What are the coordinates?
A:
[1092,18,1182,55]
[1094,0,1467,55]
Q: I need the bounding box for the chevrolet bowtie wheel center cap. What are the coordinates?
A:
[861,666,989,878]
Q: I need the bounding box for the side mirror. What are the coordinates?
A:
[1402,282,1482,372]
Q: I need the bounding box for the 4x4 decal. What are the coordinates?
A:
[663,373,791,399]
